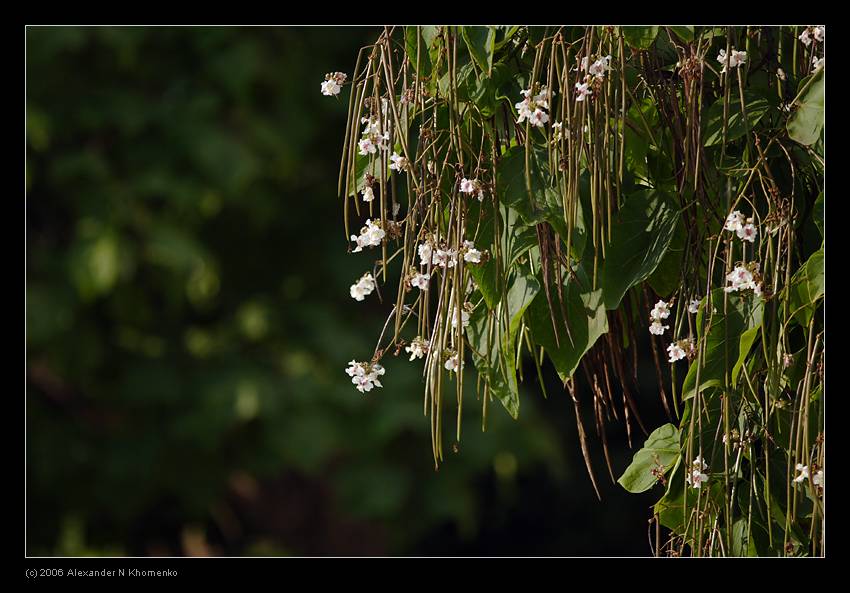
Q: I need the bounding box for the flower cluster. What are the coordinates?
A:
[686,456,710,489]
[321,72,347,96]
[799,26,825,47]
[460,178,485,201]
[350,219,386,252]
[581,54,612,79]
[361,184,375,203]
[516,86,552,127]
[405,336,429,361]
[793,463,810,483]
[358,107,391,155]
[724,263,763,296]
[649,299,671,336]
[350,272,376,301]
[724,210,758,243]
[667,338,695,363]
[717,48,747,73]
[345,360,385,393]
[461,240,482,263]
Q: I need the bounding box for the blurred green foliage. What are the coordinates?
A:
[27,27,665,556]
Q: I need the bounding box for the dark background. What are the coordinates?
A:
[26,26,668,557]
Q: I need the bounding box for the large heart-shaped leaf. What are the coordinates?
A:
[787,67,824,146]
[617,423,681,493]
[601,189,680,310]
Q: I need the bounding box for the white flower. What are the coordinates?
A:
[794,463,810,483]
[717,48,746,73]
[350,219,385,252]
[552,121,563,141]
[575,81,592,102]
[813,469,824,487]
[688,299,701,314]
[405,337,428,361]
[724,210,745,232]
[345,360,385,393]
[580,56,589,71]
[410,272,430,291]
[451,307,471,330]
[724,265,758,293]
[358,138,377,155]
[588,55,612,78]
[667,342,687,363]
[444,353,461,373]
[649,320,669,336]
[361,185,375,203]
[737,223,757,243]
[799,28,812,46]
[463,240,482,264]
[814,26,824,42]
[321,79,341,96]
[389,152,409,172]
[434,248,457,269]
[529,108,549,127]
[460,178,477,194]
[812,55,824,70]
[516,87,551,124]
[651,300,671,321]
[686,456,709,489]
[350,272,376,301]
[418,241,436,267]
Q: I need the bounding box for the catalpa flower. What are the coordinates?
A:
[358,138,377,156]
[345,360,385,393]
[575,81,592,102]
[588,55,612,78]
[451,304,472,330]
[552,121,563,141]
[649,320,669,336]
[350,272,377,301]
[813,55,825,70]
[724,264,761,294]
[724,210,746,233]
[717,48,747,73]
[737,222,757,243]
[667,341,688,363]
[651,300,671,321]
[686,456,709,489]
[418,241,437,267]
[813,469,824,488]
[410,272,430,291]
[460,178,476,194]
[444,353,462,373]
[405,336,429,361]
[434,248,458,269]
[516,86,552,127]
[350,219,385,252]
[794,463,810,483]
[462,240,482,264]
[321,72,346,96]
[361,185,375,203]
[688,299,701,314]
[389,152,409,172]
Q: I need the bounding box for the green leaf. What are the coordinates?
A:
[732,325,761,388]
[617,423,681,493]
[681,290,759,399]
[813,192,824,238]
[703,92,771,146]
[404,27,431,77]
[622,26,659,50]
[466,271,540,419]
[787,247,824,326]
[601,189,680,309]
[787,67,824,146]
[667,26,694,42]
[525,266,608,380]
[647,214,685,296]
[461,26,495,76]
